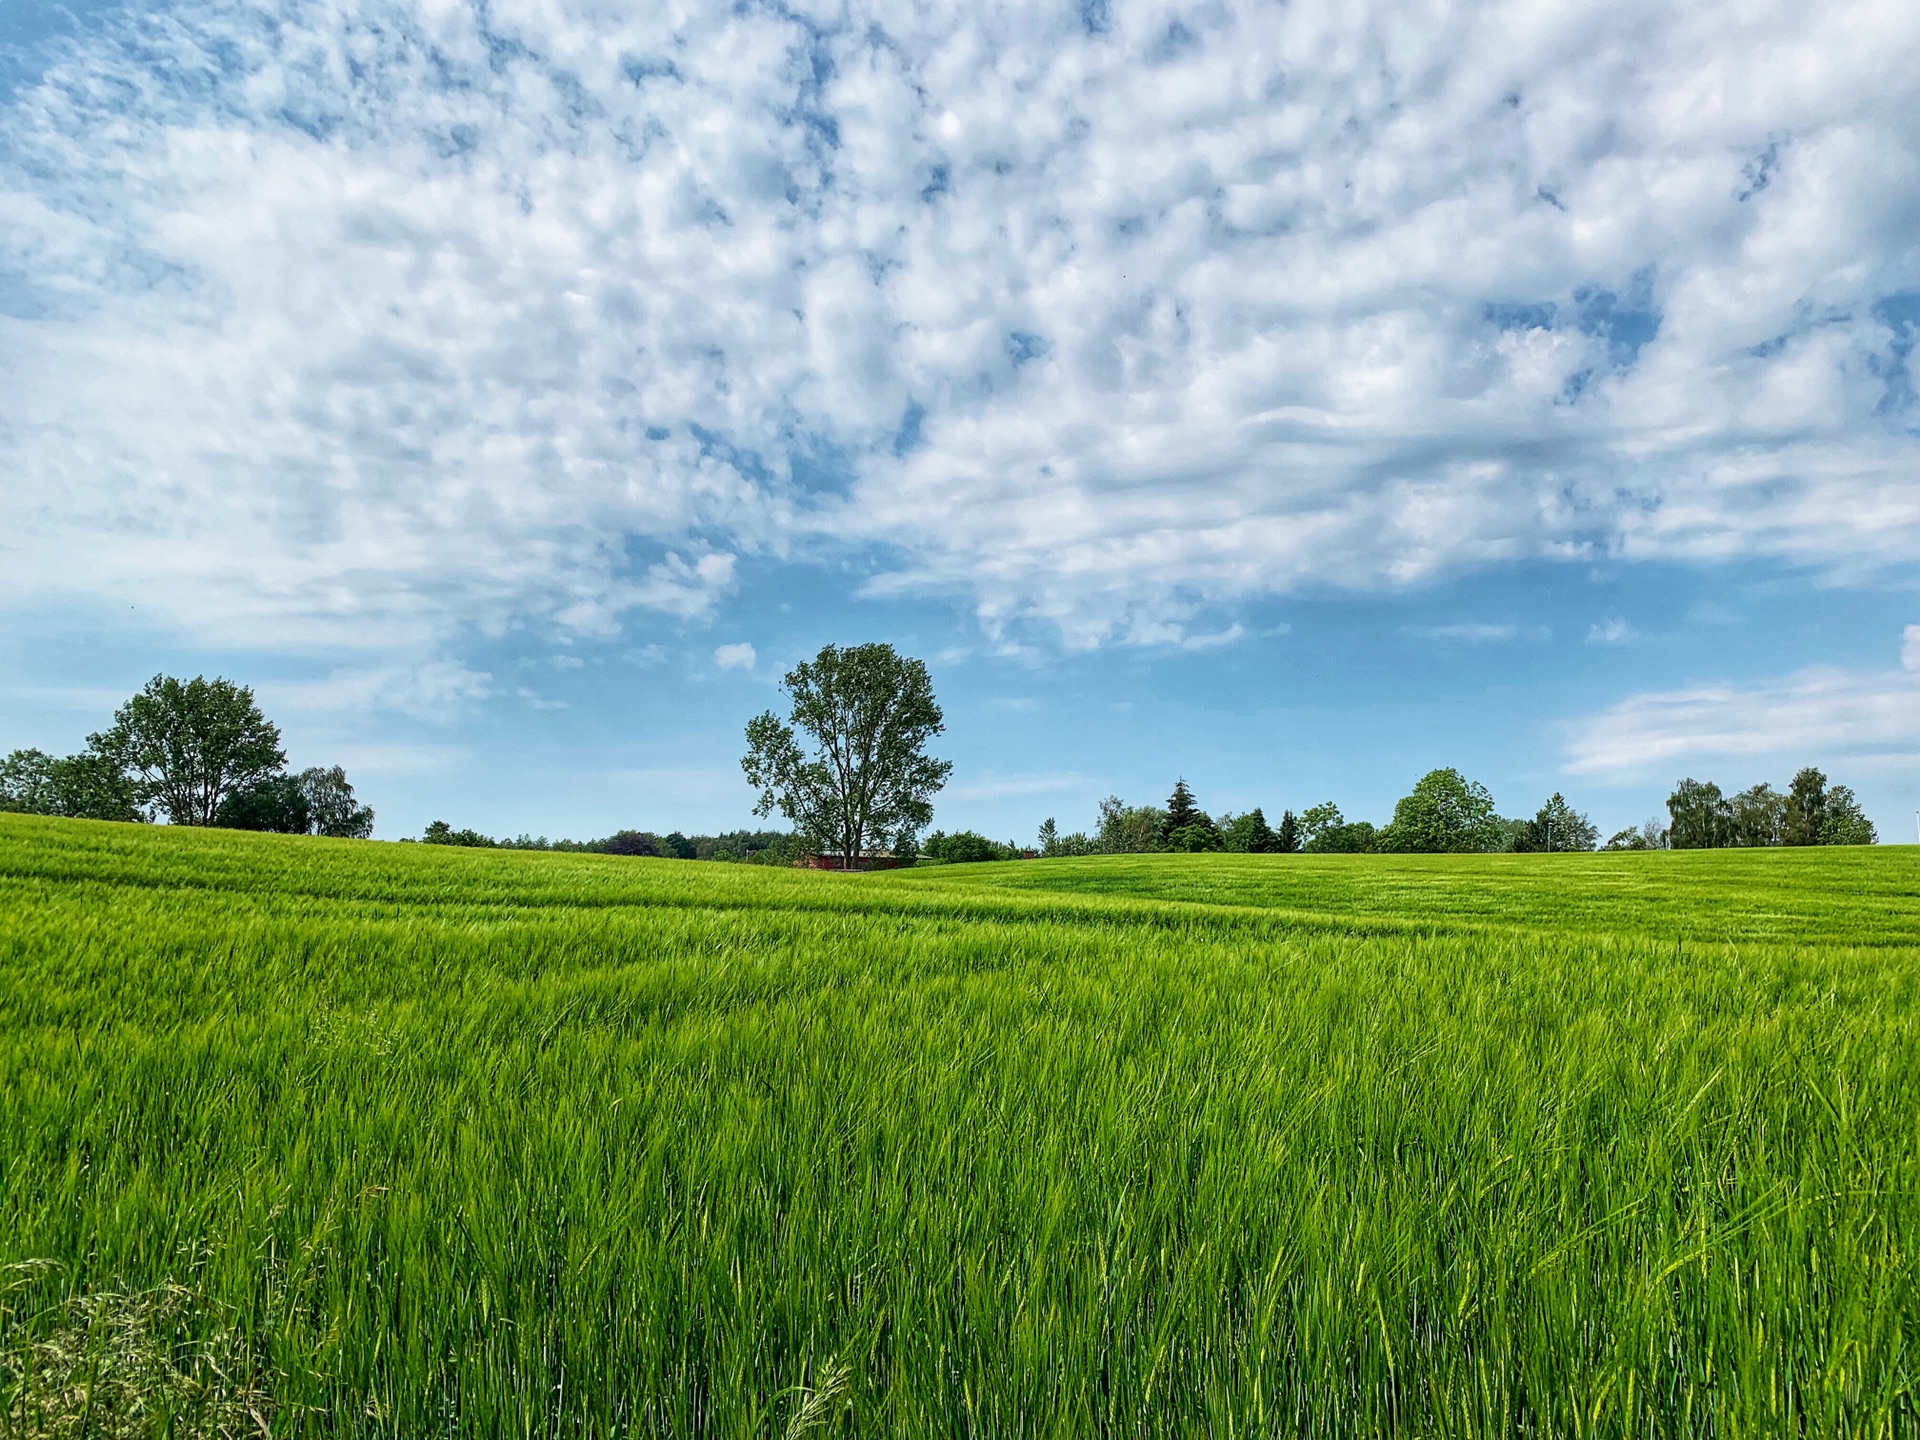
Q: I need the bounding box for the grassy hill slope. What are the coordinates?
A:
[2,815,1915,1436]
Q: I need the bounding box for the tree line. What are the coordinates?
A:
[1,675,373,837]
[1008,770,1604,858]
[414,821,798,863]
[927,765,1878,864]
[1662,768,1874,849]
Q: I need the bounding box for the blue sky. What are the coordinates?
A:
[3,0,1919,845]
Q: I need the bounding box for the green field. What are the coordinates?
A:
[2,815,1916,1436]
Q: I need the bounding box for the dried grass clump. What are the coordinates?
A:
[0,1268,272,1440]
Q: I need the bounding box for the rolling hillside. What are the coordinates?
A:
[2,815,1914,1436]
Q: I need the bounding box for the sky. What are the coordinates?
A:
[2,0,1918,846]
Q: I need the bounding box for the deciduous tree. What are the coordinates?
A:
[1666,778,1728,850]
[1820,785,1876,845]
[1726,784,1786,847]
[924,829,1005,863]
[0,747,142,822]
[422,820,496,847]
[1094,796,1166,854]
[1299,802,1378,854]
[94,675,285,827]
[1784,767,1829,846]
[601,830,661,857]
[0,749,58,814]
[1520,793,1599,852]
[1165,822,1223,853]
[1222,807,1277,854]
[215,775,310,833]
[1298,802,1343,849]
[1604,818,1670,851]
[742,644,952,867]
[1381,769,1503,853]
[299,766,375,839]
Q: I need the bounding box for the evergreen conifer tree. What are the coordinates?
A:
[1164,779,1202,835]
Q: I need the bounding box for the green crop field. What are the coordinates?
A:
[2,814,1916,1436]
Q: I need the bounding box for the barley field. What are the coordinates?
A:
[1,814,1916,1436]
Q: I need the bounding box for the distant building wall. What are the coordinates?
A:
[796,851,909,871]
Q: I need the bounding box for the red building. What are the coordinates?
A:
[796,851,910,871]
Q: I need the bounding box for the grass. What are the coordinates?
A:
[1,813,1916,1436]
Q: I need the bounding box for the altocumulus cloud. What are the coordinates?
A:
[3,0,1919,662]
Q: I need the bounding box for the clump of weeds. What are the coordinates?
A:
[0,1263,274,1440]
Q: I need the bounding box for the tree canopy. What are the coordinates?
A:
[1160,779,1223,851]
[1222,807,1277,854]
[1299,802,1378,854]
[214,766,375,838]
[1667,778,1727,850]
[1163,780,1203,834]
[1380,769,1504,853]
[741,644,952,866]
[94,675,285,826]
[0,747,142,822]
[298,766,376,839]
[215,775,311,834]
[923,829,1013,864]
[1516,793,1599,853]
[1603,819,1670,851]
[1094,797,1167,854]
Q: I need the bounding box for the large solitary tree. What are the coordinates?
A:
[742,644,952,867]
[94,675,286,826]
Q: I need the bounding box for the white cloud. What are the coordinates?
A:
[0,683,136,716]
[1405,622,1541,643]
[2,0,1919,659]
[944,771,1090,802]
[1904,624,1920,672]
[1566,630,1920,775]
[1180,624,1248,653]
[257,662,492,721]
[322,741,469,778]
[1588,619,1636,645]
[713,642,756,672]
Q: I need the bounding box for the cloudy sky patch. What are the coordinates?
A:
[1567,630,1920,777]
[3,0,1918,838]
